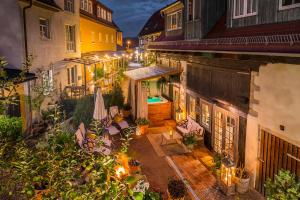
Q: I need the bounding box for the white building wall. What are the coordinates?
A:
[246,62,300,187]
[0,0,24,69]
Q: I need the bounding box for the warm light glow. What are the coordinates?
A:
[136,127,142,136]
[116,166,126,179]
[127,40,131,44]
[94,55,99,60]
[221,163,236,187]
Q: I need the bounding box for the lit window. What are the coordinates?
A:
[66,25,76,52]
[188,95,196,120]
[91,31,95,43]
[65,0,74,12]
[105,34,109,43]
[39,18,50,39]
[234,0,257,18]
[111,35,114,43]
[280,0,300,9]
[99,32,102,42]
[201,102,211,129]
[167,11,182,31]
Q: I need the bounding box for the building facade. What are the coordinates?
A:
[148,0,300,195]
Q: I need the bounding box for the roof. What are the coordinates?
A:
[113,21,122,32]
[149,17,300,55]
[2,68,36,83]
[35,0,62,11]
[124,66,182,81]
[138,9,164,37]
[160,0,184,13]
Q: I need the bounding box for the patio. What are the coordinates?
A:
[128,126,265,200]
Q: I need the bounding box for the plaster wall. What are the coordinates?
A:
[0,0,24,69]
[246,62,300,187]
[26,0,81,72]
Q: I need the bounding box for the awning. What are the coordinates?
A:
[124,66,182,81]
[2,68,37,84]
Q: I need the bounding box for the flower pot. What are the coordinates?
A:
[167,190,185,200]
[236,177,250,194]
[129,165,141,174]
[138,125,149,135]
[35,189,50,200]
[122,109,131,118]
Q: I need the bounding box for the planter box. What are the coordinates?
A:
[138,125,149,135]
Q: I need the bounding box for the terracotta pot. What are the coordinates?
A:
[236,177,250,194]
[122,109,131,118]
[138,125,149,135]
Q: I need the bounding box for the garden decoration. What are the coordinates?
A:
[235,166,250,194]
[135,118,150,135]
[219,157,236,196]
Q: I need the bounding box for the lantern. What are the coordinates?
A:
[115,166,126,179]
[169,126,173,139]
[219,157,236,195]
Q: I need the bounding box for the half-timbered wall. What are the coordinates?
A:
[227,0,300,28]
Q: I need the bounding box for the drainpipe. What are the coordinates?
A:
[22,0,33,134]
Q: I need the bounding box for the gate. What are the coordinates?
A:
[256,130,300,195]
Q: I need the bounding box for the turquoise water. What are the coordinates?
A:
[147,97,163,103]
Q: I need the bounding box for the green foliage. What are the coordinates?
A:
[135,118,150,126]
[110,84,125,109]
[73,95,95,128]
[144,190,162,200]
[183,133,197,149]
[123,103,132,111]
[0,115,22,141]
[94,67,104,81]
[60,98,78,119]
[265,170,300,200]
[213,153,222,169]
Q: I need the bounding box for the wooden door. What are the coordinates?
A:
[257,130,300,195]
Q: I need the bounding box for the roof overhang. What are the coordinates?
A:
[2,68,37,84]
[124,66,182,81]
[161,1,183,13]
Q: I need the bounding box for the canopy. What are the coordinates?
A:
[124,66,182,81]
[93,88,107,121]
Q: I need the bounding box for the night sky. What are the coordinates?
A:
[100,0,175,37]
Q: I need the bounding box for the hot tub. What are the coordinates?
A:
[148,96,172,126]
[147,96,168,104]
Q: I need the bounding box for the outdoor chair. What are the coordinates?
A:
[76,124,112,156]
[79,123,112,147]
[176,116,204,141]
[109,106,130,130]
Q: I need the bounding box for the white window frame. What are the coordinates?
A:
[167,10,182,31]
[233,0,257,19]
[97,6,101,17]
[65,25,76,52]
[39,18,50,40]
[81,0,88,12]
[279,0,300,10]
[200,99,212,131]
[88,1,93,13]
[67,65,77,86]
[65,0,74,13]
[187,95,197,120]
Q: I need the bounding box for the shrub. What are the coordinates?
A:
[265,170,300,200]
[135,118,150,126]
[110,84,124,109]
[0,115,22,141]
[73,95,94,128]
[183,133,197,149]
[167,178,186,199]
[61,98,78,119]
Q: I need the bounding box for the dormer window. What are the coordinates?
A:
[97,6,101,18]
[81,0,93,14]
[107,12,112,22]
[167,11,182,31]
[279,0,300,10]
[233,0,257,19]
[88,1,93,13]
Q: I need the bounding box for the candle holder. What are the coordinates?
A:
[218,157,236,196]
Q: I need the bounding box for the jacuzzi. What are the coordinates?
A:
[147,96,168,104]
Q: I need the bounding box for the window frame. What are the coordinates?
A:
[279,0,300,10]
[39,18,50,40]
[187,94,197,120]
[200,99,212,131]
[233,0,257,19]
[64,0,74,13]
[188,0,195,21]
[166,10,182,31]
[65,25,76,52]
[67,65,78,86]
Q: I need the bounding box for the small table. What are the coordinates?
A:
[161,131,183,146]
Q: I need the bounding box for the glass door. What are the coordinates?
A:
[213,108,238,161]
[173,86,180,120]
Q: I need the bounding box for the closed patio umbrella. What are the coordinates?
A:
[93,88,107,121]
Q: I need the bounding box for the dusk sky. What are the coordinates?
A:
[101,0,175,37]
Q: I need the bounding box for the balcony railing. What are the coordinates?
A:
[148,34,300,47]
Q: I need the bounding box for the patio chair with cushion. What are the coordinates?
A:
[79,123,112,147]
[176,116,204,141]
[109,106,130,130]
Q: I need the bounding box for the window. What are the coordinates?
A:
[39,18,50,39]
[188,0,194,21]
[213,108,238,161]
[167,11,182,30]
[66,25,76,52]
[88,1,93,13]
[280,0,300,9]
[98,32,102,42]
[97,6,101,17]
[91,31,95,43]
[67,66,77,85]
[187,95,196,119]
[111,35,114,43]
[200,102,211,129]
[107,12,112,22]
[105,34,109,43]
[101,8,105,19]
[64,0,74,12]
[80,0,88,11]
[233,0,257,18]
[103,10,107,20]
[42,70,53,95]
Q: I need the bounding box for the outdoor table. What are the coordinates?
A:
[160,131,183,146]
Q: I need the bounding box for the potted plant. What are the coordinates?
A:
[128,159,141,174]
[183,133,197,150]
[135,118,150,135]
[167,178,186,200]
[235,166,250,194]
[122,103,132,118]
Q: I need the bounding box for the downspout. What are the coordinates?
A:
[22,0,33,134]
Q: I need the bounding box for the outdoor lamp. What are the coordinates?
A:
[176,107,183,122]
[115,166,126,179]
[221,157,235,187]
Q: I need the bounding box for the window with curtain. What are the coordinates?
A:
[39,18,50,39]
[234,0,257,18]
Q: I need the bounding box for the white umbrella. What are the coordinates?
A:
[93,88,107,121]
